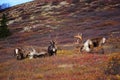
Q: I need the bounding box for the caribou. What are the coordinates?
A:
[48,40,57,56]
[74,33,106,53]
[14,46,48,60]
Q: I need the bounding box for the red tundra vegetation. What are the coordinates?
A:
[0,0,120,80]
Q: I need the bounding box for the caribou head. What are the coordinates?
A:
[14,47,24,60]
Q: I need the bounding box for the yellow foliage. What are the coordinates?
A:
[34,74,44,79]
[57,50,75,55]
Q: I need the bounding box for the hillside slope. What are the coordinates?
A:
[0,0,119,60]
[0,0,120,80]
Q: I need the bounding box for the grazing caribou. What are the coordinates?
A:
[48,40,57,56]
[74,33,106,53]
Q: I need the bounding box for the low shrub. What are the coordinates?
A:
[105,53,120,75]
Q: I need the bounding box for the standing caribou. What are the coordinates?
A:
[74,33,106,53]
[48,40,57,56]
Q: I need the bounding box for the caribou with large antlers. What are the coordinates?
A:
[74,33,106,53]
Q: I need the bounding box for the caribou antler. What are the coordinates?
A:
[74,33,83,44]
[74,33,83,41]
